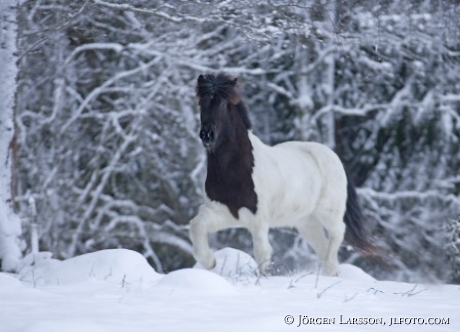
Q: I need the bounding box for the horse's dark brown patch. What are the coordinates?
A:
[197,73,258,218]
[204,112,257,219]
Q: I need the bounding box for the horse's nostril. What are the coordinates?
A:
[200,129,214,143]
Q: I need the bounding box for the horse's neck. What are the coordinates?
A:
[207,129,253,174]
[205,129,257,218]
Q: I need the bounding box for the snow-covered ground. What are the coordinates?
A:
[0,248,458,332]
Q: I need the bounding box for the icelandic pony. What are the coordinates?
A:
[189,73,375,276]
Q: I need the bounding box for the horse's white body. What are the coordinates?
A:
[190,131,348,276]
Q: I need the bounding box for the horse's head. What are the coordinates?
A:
[196,73,251,153]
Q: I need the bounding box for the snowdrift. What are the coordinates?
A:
[18,249,162,287]
[0,248,458,332]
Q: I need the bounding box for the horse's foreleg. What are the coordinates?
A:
[189,215,217,269]
[189,205,239,269]
[250,225,273,275]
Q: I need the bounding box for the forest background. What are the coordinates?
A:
[2,0,460,283]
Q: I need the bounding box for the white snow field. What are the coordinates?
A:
[0,248,459,332]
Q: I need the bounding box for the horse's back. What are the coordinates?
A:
[277,141,346,185]
[278,140,347,210]
[249,133,347,225]
[249,134,344,224]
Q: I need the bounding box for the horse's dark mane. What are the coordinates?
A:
[235,102,252,130]
[197,73,240,103]
[197,73,252,129]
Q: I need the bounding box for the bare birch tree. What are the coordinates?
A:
[0,0,23,271]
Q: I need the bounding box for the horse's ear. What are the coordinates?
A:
[231,78,238,86]
[198,75,205,82]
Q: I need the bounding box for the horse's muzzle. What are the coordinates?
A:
[200,129,215,150]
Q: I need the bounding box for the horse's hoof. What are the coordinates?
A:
[197,254,216,270]
[322,266,340,277]
[258,261,274,276]
[208,258,216,269]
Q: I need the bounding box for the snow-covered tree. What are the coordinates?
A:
[446,214,460,283]
[0,0,23,271]
[13,0,460,281]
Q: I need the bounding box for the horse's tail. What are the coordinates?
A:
[343,171,380,256]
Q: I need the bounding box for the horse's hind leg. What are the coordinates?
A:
[321,209,346,276]
[299,212,345,276]
[323,222,345,276]
[297,218,329,271]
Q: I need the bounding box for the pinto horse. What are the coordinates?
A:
[189,73,374,276]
